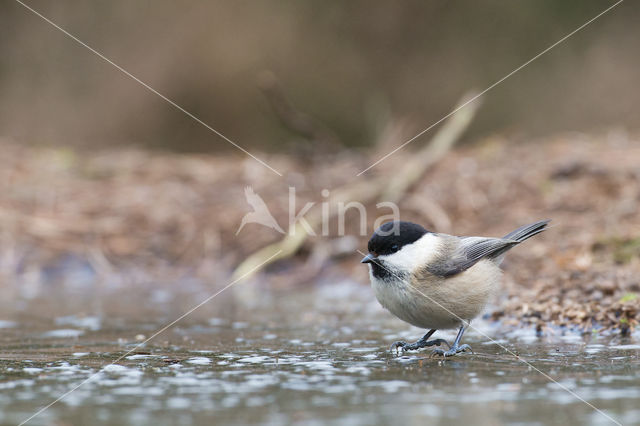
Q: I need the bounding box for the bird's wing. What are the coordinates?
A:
[426,236,519,278]
[244,186,269,211]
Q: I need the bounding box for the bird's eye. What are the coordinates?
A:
[391,244,399,251]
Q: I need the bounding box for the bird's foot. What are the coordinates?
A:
[390,338,450,353]
[431,343,473,358]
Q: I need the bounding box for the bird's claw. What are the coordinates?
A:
[390,340,408,353]
[390,338,451,354]
[431,343,473,358]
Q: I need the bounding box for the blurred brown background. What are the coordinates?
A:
[0,1,639,331]
[2,0,639,151]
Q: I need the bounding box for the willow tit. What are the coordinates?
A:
[361,219,549,357]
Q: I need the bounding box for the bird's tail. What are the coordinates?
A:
[503,219,550,242]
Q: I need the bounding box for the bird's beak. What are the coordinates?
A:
[361,253,376,264]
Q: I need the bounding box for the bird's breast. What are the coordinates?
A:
[370,272,444,329]
[370,260,501,330]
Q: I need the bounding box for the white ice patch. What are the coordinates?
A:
[609,344,640,350]
[41,329,84,338]
[0,320,17,329]
[55,315,101,331]
[103,364,129,373]
[186,357,211,365]
[126,354,155,360]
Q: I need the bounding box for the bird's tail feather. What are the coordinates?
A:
[503,219,550,242]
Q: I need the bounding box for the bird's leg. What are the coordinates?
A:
[431,324,473,357]
[390,329,451,353]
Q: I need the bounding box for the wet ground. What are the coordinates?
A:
[0,279,639,426]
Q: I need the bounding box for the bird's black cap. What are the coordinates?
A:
[366,221,428,257]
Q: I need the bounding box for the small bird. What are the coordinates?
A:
[236,186,285,235]
[361,219,549,357]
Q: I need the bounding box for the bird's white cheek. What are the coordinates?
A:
[379,234,441,272]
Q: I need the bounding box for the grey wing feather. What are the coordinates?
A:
[426,220,549,278]
[459,236,519,262]
[427,236,517,278]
